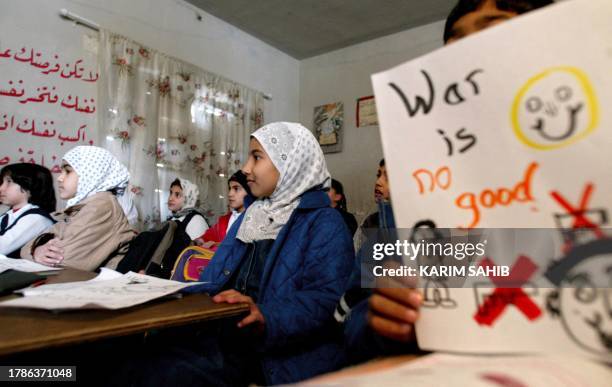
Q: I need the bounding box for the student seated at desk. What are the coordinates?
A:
[20,146,136,271]
[337,0,554,364]
[335,158,419,363]
[195,170,251,247]
[0,163,56,257]
[167,177,209,241]
[353,159,392,252]
[118,122,354,386]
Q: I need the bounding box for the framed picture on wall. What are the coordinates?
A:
[313,102,343,153]
[356,95,378,127]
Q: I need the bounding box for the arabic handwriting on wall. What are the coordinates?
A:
[1,46,98,82]
[1,44,97,172]
[1,80,96,114]
[14,148,62,173]
[1,113,93,146]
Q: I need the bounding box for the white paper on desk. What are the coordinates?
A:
[371,0,612,362]
[307,353,612,387]
[0,272,204,310]
[0,254,63,274]
[16,267,123,295]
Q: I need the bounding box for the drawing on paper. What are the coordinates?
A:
[511,67,598,150]
[545,239,612,355]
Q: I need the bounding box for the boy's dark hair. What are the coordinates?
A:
[379,159,385,167]
[170,178,182,190]
[0,163,57,213]
[331,178,348,211]
[444,0,554,43]
[228,170,252,197]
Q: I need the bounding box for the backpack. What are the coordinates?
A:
[170,245,216,282]
[116,211,205,279]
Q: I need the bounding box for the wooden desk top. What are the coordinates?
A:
[0,268,248,356]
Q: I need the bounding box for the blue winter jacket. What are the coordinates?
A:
[187,189,355,384]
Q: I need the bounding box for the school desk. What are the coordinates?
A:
[0,267,249,356]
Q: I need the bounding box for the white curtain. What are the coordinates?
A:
[97,30,265,230]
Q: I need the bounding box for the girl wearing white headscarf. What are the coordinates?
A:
[236,121,331,242]
[167,177,208,240]
[21,146,136,271]
[151,122,354,385]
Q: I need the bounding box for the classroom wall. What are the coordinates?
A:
[299,21,445,223]
[0,0,300,124]
[2,0,444,222]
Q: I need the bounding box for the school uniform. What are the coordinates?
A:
[0,204,54,257]
[200,210,241,244]
[168,177,209,240]
[171,211,208,240]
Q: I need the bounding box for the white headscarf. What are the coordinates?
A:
[63,146,130,208]
[169,177,200,219]
[116,189,139,225]
[236,122,331,243]
[177,177,199,209]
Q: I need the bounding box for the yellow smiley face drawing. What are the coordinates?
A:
[511,67,599,150]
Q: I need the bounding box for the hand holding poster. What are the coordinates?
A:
[371,0,611,361]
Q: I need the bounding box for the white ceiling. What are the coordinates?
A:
[184,0,457,59]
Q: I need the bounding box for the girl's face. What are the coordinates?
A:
[167,185,185,212]
[375,165,390,202]
[227,181,247,212]
[0,174,29,208]
[242,138,280,198]
[327,187,342,209]
[57,162,79,200]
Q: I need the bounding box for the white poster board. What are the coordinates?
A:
[372,0,612,361]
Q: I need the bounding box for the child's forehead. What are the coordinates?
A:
[250,137,265,151]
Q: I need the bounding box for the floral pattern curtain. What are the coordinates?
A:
[97,30,264,230]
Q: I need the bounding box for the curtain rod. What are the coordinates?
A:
[59,9,100,31]
[58,8,272,101]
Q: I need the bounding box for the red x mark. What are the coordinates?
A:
[473,255,542,326]
[551,183,604,238]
